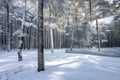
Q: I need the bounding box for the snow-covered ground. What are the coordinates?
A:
[66,47,120,57]
[0,49,120,80]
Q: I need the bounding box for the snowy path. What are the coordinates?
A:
[0,49,120,80]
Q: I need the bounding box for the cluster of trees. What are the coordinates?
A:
[0,0,119,71]
[0,0,38,51]
[0,0,119,51]
[101,15,120,47]
[0,0,66,51]
[66,14,120,50]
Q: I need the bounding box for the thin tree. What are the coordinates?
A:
[89,0,91,49]
[17,0,26,61]
[38,0,44,72]
[89,0,91,21]
[71,0,79,51]
[6,0,10,52]
[49,4,54,53]
[96,19,101,52]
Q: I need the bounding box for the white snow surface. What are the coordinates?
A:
[0,49,120,80]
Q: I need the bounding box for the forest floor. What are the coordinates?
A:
[0,49,120,80]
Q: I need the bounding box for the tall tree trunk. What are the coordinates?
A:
[59,32,62,48]
[18,36,24,61]
[10,19,13,50]
[43,27,45,49]
[37,0,44,72]
[89,0,91,20]
[50,28,54,53]
[70,25,74,51]
[88,0,91,49]
[71,2,78,51]
[36,29,38,49]
[28,27,31,49]
[17,0,26,61]
[49,4,54,53]
[6,3,10,52]
[66,7,70,48]
[96,20,100,52]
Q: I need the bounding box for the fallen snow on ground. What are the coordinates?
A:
[0,49,120,80]
[66,47,120,57]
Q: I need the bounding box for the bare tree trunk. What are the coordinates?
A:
[70,25,75,51]
[48,29,50,49]
[17,0,26,61]
[44,27,46,49]
[29,27,31,49]
[96,20,100,52]
[10,18,13,50]
[60,32,62,48]
[46,28,48,49]
[89,0,91,20]
[71,1,79,51]
[37,0,44,72]
[18,36,24,61]
[49,4,54,53]
[50,28,54,53]
[6,3,10,52]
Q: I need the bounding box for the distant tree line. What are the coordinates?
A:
[66,15,120,48]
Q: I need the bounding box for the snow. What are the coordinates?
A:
[13,29,22,36]
[50,23,58,29]
[0,49,120,80]
[0,30,3,33]
[24,22,37,28]
[0,11,5,15]
[66,48,120,57]
[17,18,37,28]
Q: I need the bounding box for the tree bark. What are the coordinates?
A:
[18,36,24,61]
[89,0,91,20]
[38,0,44,72]
[17,0,26,61]
[96,20,100,52]
[50,28,54,53]
[6,3,10,52]
[48,4,54,53]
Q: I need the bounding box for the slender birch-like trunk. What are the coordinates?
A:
[17,0,26,61]
[50,28,54,53]
[96,20,101,52]
[49,4,54,53]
